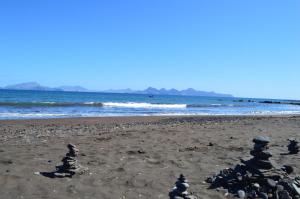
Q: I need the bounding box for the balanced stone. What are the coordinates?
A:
[287,138,299,154]
[169,174,196,199]
[245,136,273,170]
[67,144,79,157]
[253,136,270,144]
[54,144,88,177]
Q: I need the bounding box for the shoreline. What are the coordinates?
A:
[1,114,300,123]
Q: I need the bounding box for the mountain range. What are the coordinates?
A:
[0,82,233,97]
[104,87,233,97]
[2,82,88,92]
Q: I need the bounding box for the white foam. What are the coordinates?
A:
[0,112,68,118]
[102,102,187,109]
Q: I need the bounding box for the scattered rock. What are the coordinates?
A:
[127,149,146,155]
[0,160,13,165]
[206,136,300,198]
[237,190,245,198]
[287,138,299,154]
[34,171,40,175]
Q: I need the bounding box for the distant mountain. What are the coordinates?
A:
[104,87,233,97]
[103,88,134,93]
[2,82,233,97]
[4,82,57,91]
[3,82,89,92]
[57,86,88,92]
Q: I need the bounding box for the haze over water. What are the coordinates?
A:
[1,90,300,119]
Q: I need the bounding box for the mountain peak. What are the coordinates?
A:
[5,82,47,90]
[133,87,233,97]
[3,82,89,92]
[57,86,88,92]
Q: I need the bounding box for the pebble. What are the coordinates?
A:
[276,185,284,191]
[253,136,270,144]
[237,190,246,198]
[33,171,40,175]
[259,192,268,199]
[253,183,260,189]
[267,179,277,188]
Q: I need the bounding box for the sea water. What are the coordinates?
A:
[0,89,300,119]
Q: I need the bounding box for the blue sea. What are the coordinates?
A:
[0,89,300,119]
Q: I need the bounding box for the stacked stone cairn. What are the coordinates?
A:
[54,144,88,177]
[206,136,300,198]
[169,174,197,199]
[288,139,299,154]
[244,136,273,172]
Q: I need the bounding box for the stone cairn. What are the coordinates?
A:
[169,174,197,199]
[54,144,88,177]
[243,136,273,172]
[206,136,300,198]
[288,139,299,154]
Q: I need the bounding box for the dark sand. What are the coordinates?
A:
[0,115,300,199]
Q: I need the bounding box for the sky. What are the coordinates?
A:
[0,0,299,99]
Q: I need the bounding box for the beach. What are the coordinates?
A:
[1,115,300,199]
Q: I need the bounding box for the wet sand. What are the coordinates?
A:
[0,115,300,199]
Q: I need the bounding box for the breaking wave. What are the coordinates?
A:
[0,102,104,107]
[102,102,187,109]
[0,101,247,109]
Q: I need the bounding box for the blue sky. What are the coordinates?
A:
[0,0,299,99]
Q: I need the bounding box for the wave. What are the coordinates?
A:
[0,101,247,109]
[2,110,300,119]
[186,103,242,108]
[0,101,186,109]
[0,102,104,107]
[187,104,222,108]
[102,102,187,109]
[0,112,69,118]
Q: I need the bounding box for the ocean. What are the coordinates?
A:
[0,89,300,119]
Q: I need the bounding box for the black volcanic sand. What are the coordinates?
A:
[0,115,300,199]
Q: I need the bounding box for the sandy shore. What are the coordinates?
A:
[0,115,300,199]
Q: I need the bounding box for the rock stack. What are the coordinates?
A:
[244,136,274,172]
[206,136,300,198]
[288,138,299,154]
[169,174,197,199]
[54,144,88,177]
